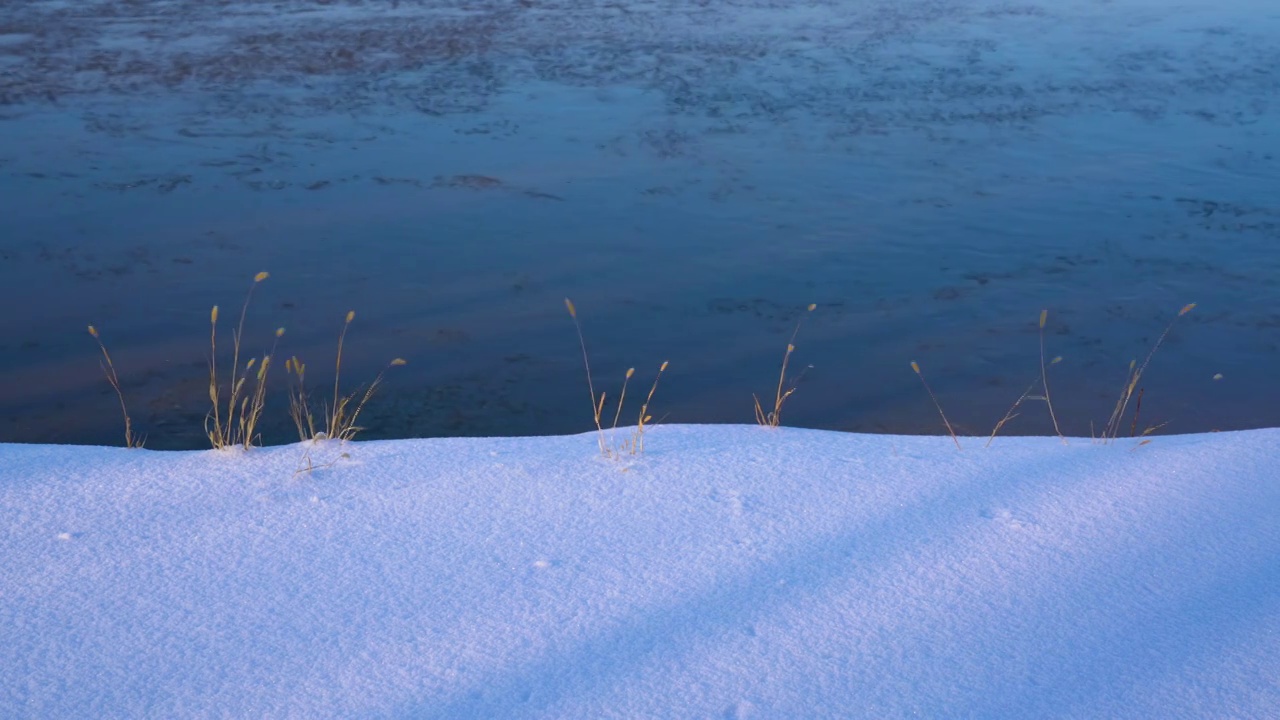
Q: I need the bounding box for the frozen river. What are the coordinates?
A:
[1,0,1277,447]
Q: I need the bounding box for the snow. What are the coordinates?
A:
[2,425,1278,718]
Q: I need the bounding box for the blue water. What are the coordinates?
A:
[1,0,1277,447]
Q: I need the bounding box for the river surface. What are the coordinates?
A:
[1,0,1278,448]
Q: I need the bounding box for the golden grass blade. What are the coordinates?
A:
[630,361,669,455]
[206,273,271,450]
[911,361,961,450]
[612,368,635,434]
[208,305,221,447]
[1039,309,1066,444]
[329,310,356,437]
[340,358,406,442]
[986,376,1039,448]
[565,297,608,455]
[1102,303,1195,442]
[85,324,142,448]
[757,304,816,428]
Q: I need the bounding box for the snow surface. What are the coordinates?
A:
[2,426,1278,718]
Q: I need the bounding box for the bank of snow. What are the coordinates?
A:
[2,426,1277,719]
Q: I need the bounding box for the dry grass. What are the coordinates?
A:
[86,325,144,448]
[283,355,316,442]
[986,310,1066,447]
[287,310,406,443]
[1099,303,1196,443]
[754,303,817,428]
[565,297,608,455]
[1038,309,1066,443]
[564,297,669,458]
[205,271,273,450]
[232,327,284,450]
[81,280,1206,453]
[294,445,351,476]
[604,361,671,456]
[629,361,669,454]
[911,361,961,450]
[84,274,409,450]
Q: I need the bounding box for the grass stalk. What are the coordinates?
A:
[312,310,405,442]
[236,327,284,450]
[329,310,355,435]
[610,367,635,450]
[1101,303,1195,443]
[86,325,144,448]
[986,375,1039,448]
[1129,387,1145,438]
[989,310,1067,447]
[1039,310,1066,444]
[206,271,270,449]
[911,361,961,450]
[754,303,816,428]
[284,356,316,442]
[630,361,669,455]
[564,298,669,458]
[565,297,609,455]
[335,357,406,442]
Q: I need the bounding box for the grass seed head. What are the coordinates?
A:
[564,297,577,318]
[390,358,407,366]
[210,306,219,324]
[1040,309,1048,328]
[911,361,921,374]
[87,325,98,338]
[345,310,355,324]
[807,303,817,312]
[626,367,635,379]
[1213,373,1223,381]
[1179,302,1196,316]
[660,361,669,371]
[254,271,269,283]
[276,327,285,337]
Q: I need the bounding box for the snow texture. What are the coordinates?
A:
[2,426,1278,718]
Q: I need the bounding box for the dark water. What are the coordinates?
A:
[1,0,1278,448]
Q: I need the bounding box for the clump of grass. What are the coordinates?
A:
[1099,302,1196,443]
[911,361,961,450]
[86,325,144,448]
[628,361,669,454]
[206,271,272,450]
[325,355,407,442]
[233,327,284,450]
[602,361,672,457]
[299,310,406,442]
[565,297,608,455]
[294,445,350,477]
[564,297,668,458]
[284,356,316,442]
[754,303,817,428]
[986,309,1066,447]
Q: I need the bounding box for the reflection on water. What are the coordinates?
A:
[1,0,1277,448]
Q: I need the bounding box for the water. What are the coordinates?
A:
[1,0,1277,448]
